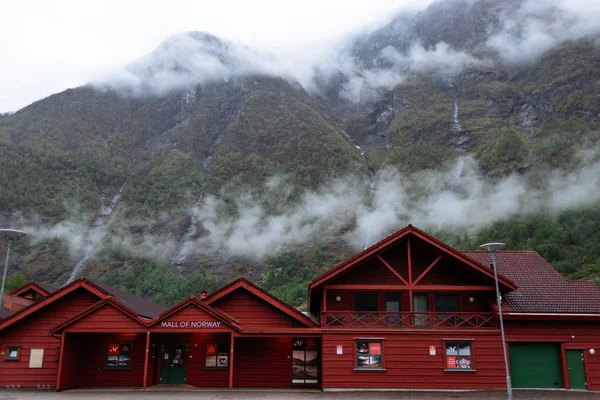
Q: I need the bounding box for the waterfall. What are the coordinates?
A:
[451,102,463,133]
[171,186,205,273]
[66,183,126,284]
[340,130,376,249]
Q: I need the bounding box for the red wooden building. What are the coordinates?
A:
[1,225,599,391]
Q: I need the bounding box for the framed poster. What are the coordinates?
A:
[29,349,44,368]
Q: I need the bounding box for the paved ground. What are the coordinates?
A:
[0,389,597,400]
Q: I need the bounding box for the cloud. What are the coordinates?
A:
[487,0,600,66]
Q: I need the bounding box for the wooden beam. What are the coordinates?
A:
[377,255,408,285]
[409,288,413,313]
[415,285,497,291]
[413,256,442,285]
[56,333,66,391]
[407,237,412,284]
[324,284,496,291]
[325,284,409,290]
[323,287,327,313]
[142,332,150,389]
[229,334,235,390]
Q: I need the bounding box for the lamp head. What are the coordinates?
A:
[479,242,505,252]
[0,229,26,241]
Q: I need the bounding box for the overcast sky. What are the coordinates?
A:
[0,0,435,113]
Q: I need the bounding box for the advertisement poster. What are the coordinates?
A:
[108,344,120,355]
[336,345,343,355]
[447,356,457,368]
[369,343,381,355]
[217,355,228,367]
[206,343,217,355]
[429,346,436,356]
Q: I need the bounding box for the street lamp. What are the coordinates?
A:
[0,229,27,310]
[480,242,512,400]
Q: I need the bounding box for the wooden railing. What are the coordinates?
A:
[322,312,498,329]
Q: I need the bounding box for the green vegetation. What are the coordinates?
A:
[4,273,28,292]
[477,125,529,175]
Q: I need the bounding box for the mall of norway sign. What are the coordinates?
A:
[160,321,222,328]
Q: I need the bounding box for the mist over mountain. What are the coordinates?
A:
[1,0,600,305]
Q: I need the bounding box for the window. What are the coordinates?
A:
[205,343,228,368]
[356,340,383,369]
[6,346,20,360]
[354,293,378,311]
[435,295,460,312]
[29,349,44,368]
[445,341,473,370]
[106,343,131,369]
[292,338,319,384]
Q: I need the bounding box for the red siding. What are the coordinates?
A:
[322,331,506,389]
[212,288,294,329]
[76,333,145,388]
[58,333,83,390]
[187,333,230,387]
[505,320,600,391]
[66,304,145,332]
[0,289,100,388]
[330,257,401,286]
[234,337,292,388]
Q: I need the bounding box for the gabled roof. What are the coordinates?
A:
[206,277,318,328]
[1,294,34,311]
[148,296,244,332]
[463,251,600,314]
[91,281,166,318]
[10,281,57,298]
[309,224,517,291]
[50,296,147,334]
[0,307,13,321]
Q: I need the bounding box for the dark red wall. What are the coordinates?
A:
[234,337,292,388]
[212,288,294,328]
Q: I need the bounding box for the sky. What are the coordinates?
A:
[0,0,434,113]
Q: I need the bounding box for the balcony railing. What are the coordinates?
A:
[322,312,498,329]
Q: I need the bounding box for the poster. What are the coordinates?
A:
[29,349,44,368]
[447,356,457,369]
[369,343,381,355]
[429,346,436,356]
[336,345,343,355]
[206,343,217,355]
[108,344,120,355]
[120,344,130,354]
[217,355,228,367]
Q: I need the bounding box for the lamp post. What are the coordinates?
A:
[480,242,512,400]
[0,229,27,310]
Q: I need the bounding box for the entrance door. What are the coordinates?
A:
[292,338,319,385]
[160,342,188,384]
[509,342,563,388]
[566,349,587,390]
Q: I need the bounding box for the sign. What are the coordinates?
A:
[29,349,44,368]
[206,343,217,355]
[108,344,120,355]
[217,355,228,367]
[429,346,436,356]
[447,356,457,369]
[336,345,343,355]
[160,321,222,328]
[120,344,130,354]
[369,343,381,355]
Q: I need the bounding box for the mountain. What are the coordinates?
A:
[1,0,599,305]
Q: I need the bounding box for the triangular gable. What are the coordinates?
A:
[10,282,53,298]
[309,225,517,291]
[0,279,107,332]
[205,278,318,328]
[50,297,147,334]
[148,297,243,332]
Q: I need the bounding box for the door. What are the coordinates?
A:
[385,293,401,326]
[509,342,564,388]
[160,342,188,384]
[566,349,587,390]
[292,338,320,385]
[413,294,429,326]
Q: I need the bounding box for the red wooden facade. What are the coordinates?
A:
[1,225,599,392]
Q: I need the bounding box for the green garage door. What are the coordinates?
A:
[509,343,564,388]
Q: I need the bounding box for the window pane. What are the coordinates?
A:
[354,293,378,311]
[8,349,18,359]
[435,295,460,312]
[357,355,370,368]
[369,355,382,368]
[107,355,119,366]
[205,355,217,367]
[118,355,130,367]
[458,356,472,369]
[385,293,400,312]
[458,342,471,356]
[445,342,458,356]
[356,342,369,354]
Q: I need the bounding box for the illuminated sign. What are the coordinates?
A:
[160,321,222,328]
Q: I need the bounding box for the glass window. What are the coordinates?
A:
[356,341,383,369]
[106,343,131,369]
[445,341,473,370]
[6,346,20,360]
[354,293,378,312]
[292,338,320,384]
[205,343,228,368]
[435,295,460,312]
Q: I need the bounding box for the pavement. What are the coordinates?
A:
[0,388,598,400]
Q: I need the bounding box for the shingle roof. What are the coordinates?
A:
[0,307,13,320]
[462,251,600,314]
[91,281,167,319]
[35,282,58,293]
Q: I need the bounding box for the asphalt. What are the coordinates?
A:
[0,389,598,400]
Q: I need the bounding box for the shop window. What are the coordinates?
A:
[5,346,20,360]
[106,343,131,369]
[356,340,383,369]
[444,341,474,370]
[292,338,319,384]
[205,343,229,368]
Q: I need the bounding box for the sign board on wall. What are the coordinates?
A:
[108,344,120,355]
[336,345,343,355]
[429,346,436,356]
[160,321,222,328]
[29,349,44,368]
[369,343,381,355]
[447,356,457,368]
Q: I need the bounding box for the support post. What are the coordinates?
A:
[143,332,151,389]
[492,251,512,400]
[229,333,235,389]
[56,333,67,391]
[0,239,13,310]
[407,237,413,313]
